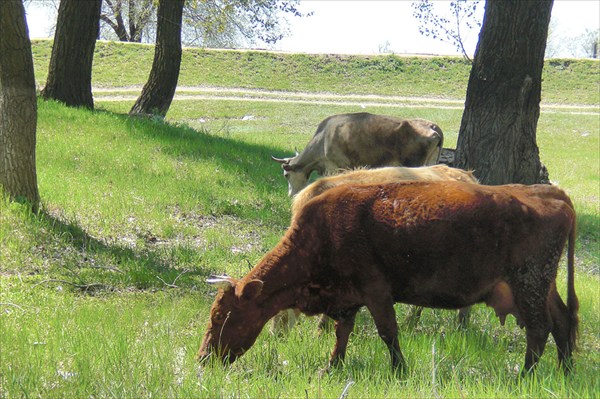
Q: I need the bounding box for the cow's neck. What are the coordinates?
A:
[243,230,315,318]
[290,139,327,177]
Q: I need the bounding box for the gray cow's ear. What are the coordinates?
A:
[207,275,235,291]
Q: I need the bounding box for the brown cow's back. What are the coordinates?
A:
[297,181,574,309]
[291,165,477,217]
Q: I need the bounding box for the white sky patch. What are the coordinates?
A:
[24,0,600,57]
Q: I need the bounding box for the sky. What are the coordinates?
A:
[273,1,600,56]
[25,0,600,57]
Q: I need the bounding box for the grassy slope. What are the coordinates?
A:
[31,39,600,104]
[1,40,598,398]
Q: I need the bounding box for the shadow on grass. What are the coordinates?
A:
[104,109,290,194]
[32,208,209,293]
[31,103,299,293]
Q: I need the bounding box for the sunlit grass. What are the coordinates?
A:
[1,41,598,397]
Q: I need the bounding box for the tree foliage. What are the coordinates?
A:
[99,0,308,47]
[567,29,599,58]
[412,0,482,62]
[100,0,155,42]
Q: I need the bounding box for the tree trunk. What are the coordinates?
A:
[41,0,101,110]
[129,0,184,118]
[0,0,40,213]
[455,0,553,185]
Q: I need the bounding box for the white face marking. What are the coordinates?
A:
[286,170,308,197]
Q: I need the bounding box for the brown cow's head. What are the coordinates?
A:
[197,275,266,364]
[271,153,307,197]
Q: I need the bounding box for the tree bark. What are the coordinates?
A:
[41,0,102,110]
[129,0,184,118]
[455,0,553,185]
[0,0,40,213]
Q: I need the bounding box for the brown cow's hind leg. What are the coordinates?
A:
[520,295,552,375]
[523,326,550,375]
[548,286,575,373]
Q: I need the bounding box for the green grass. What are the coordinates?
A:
[1,40,598,397]
[31,39,600,104]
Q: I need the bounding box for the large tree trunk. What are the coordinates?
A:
[129,0,184,118]
[41,0,102,110]
[0,0,40,213]
[455,0,553,185]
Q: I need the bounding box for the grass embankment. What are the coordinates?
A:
[0,41,598,398]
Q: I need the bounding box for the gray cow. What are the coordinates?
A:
[272,112,444,196]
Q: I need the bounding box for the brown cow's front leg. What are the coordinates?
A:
[328,310,358,369]
[367,296,406,373]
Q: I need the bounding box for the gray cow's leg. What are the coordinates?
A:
[403,305,424,327]
[317,314,334,332]
[457,306,471,327]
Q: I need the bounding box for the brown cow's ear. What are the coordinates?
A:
[237,279,264,301]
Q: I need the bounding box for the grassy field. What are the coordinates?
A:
[1,41,598,398]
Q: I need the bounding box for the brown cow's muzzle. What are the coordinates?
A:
[196,349,211,364]
[197,343,239,365]
[197,349,239,365]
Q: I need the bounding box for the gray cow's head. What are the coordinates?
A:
[271,154,308,196]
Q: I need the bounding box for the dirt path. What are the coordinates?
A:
[93,85,600,115]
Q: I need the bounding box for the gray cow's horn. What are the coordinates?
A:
[271,155,288,164]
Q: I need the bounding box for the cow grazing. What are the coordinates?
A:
[271,164,478,333]
[271,112,444,196]
[198,181,578,375]
[291,164,476,217]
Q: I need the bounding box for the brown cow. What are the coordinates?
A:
[271,164,478,333]
[198,181,578,375]
[291,164,476,217]
[272,112,444,196]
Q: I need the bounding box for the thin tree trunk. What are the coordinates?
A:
[41,0,102,110]
[0,0,40,213]
[455,0,553,185]
[129,0,184,118]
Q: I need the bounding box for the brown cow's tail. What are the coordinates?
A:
[567,215,579,353]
